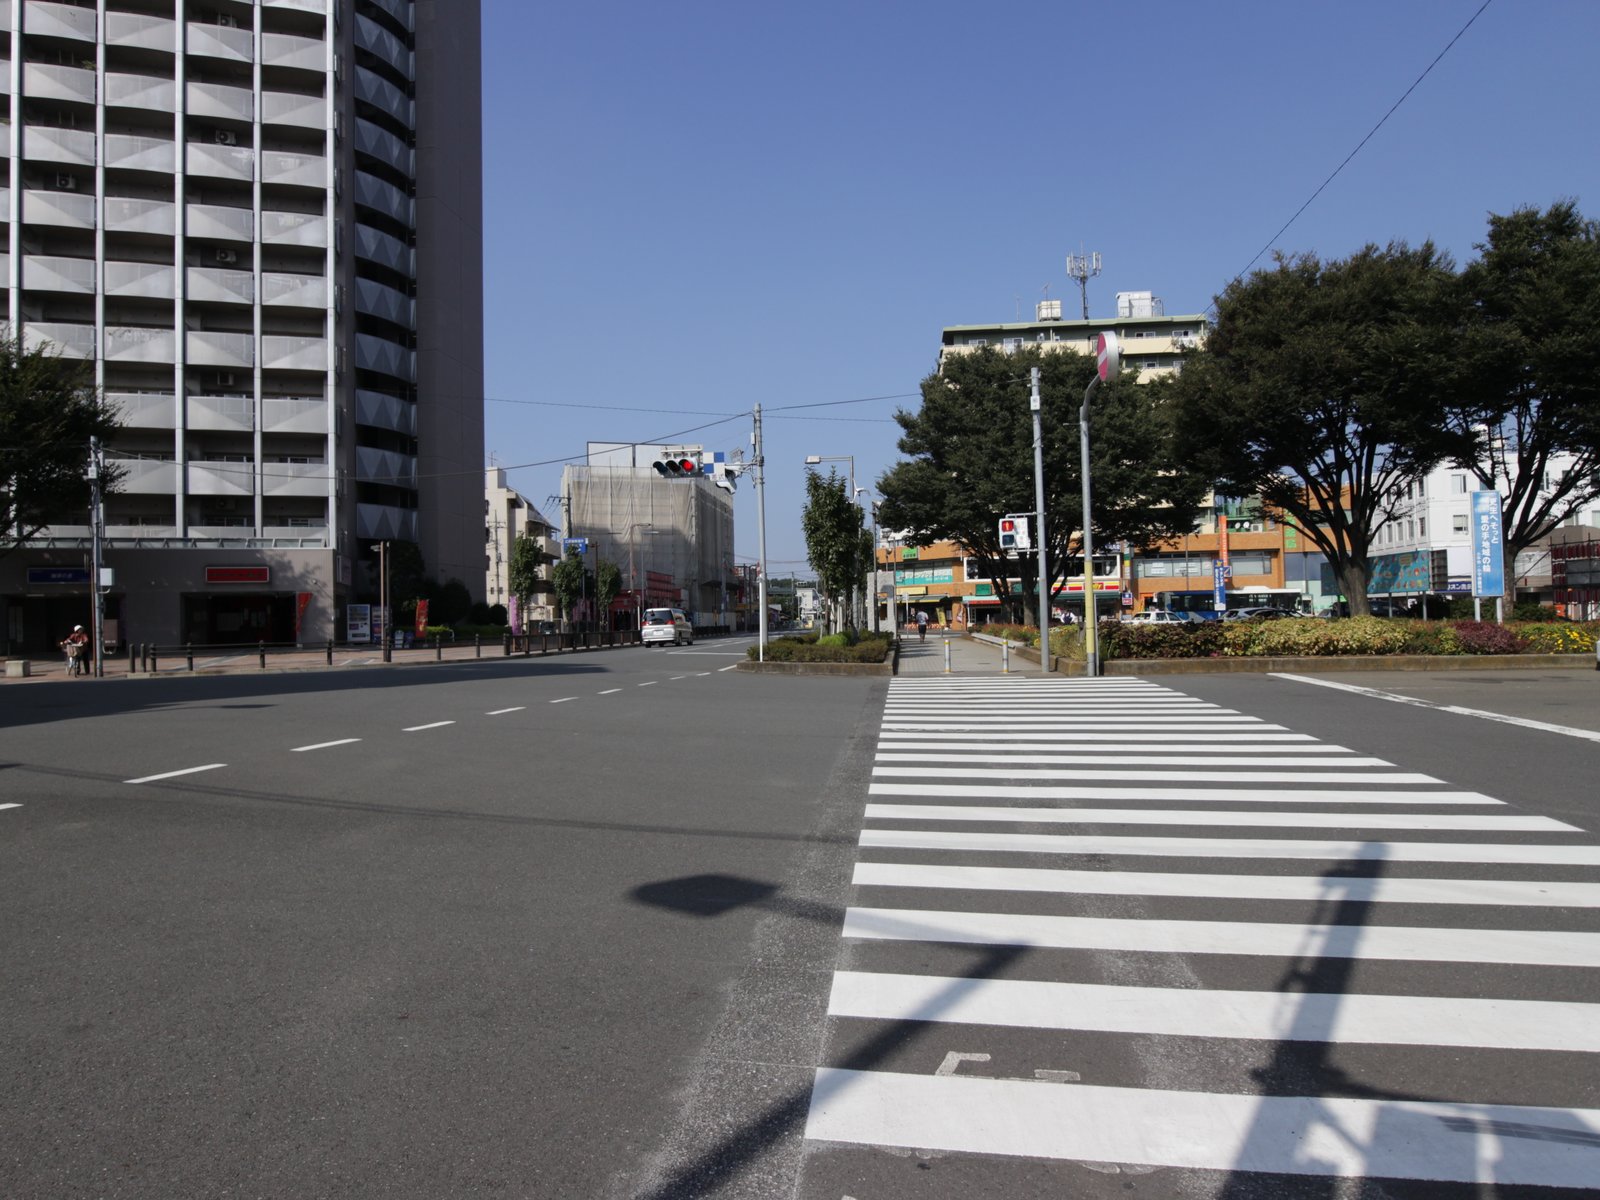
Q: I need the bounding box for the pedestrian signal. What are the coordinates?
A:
[998,516,1031,552]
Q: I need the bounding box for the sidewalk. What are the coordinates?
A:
[896,631,1040,676]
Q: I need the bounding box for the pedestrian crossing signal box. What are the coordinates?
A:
[999,516,1032,552]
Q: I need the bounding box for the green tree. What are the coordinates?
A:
[0,330,123,555]
[508,531,546,625]
[1450,202,1600,594]
[802,467,863,633]
[551,547,585,627]
[1173,243,1465,616]
[877,346,1208,626]
[595,558,621,628]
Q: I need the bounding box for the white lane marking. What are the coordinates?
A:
[718,665,738,672]
[1273,672,1600,744]
[935,1051,990,1077]
[828,971,1600,1053]
[851,861,1600,907]
[487,707,525,715]
[638,681,658,687]
[697,671,711,676]
[290,738,362,752]
[599,688,622,695]
[125,763,227,784]
[1,803,21,812]
[550,697,576,704]
[804,1069,1600,1187]
[882,716,1270,724]
[403,721,455,732]
[868,783,1499,805]
[860,804,1570,832]
[858,829,1600,864]
[874,753,1390,767]
[842,907,1600,967]
[871,765,1440,784]
[878,732,1317,743]
[670,675,689,681]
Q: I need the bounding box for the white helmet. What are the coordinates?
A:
[74,625,84,631]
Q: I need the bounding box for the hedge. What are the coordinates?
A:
[1098,616,1598,659]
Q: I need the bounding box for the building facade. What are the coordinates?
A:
[0,0,483,653]
[484,466,556,628]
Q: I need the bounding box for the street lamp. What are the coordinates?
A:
[1080,333,1122,676]
[369,541,390,662]
[626,522,661,630]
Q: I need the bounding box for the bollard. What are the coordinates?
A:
[475,634,481,659]
[187,642,194,672]
[150,646,158,673]
[129,644,137,674]
[523,633,530,657]
[435,636,442,662]
[503,631,511,657]
[140,642,148,673]
[1002,640,1009,674]
[259,640,266,669]
[326,637,334,666]
[944,637,952,674]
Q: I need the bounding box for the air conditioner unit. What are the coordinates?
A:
[216,13,238,27]
[215,249,239,265]
[214,130,238,147]
[55,174,77,191]
[215,372,239,388]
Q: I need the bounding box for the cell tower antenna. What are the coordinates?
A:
[1066,248,1102,320]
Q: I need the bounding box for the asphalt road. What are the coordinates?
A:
[5,658,1598,1198]
[1,636,883,1199]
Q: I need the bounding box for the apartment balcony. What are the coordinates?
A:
[261,210,328,248]
[262,461,328,497]
[186,201,253,242]
[357,502,417,542]
[262,396,328,434]
[355,14,412,78]
[105,72,176,113]
[261,524,329,544]
[104,261,177,300]
[354,119,413,175]
[105,10,175,51]
[262,271,326,308]
[187,142,256,183]
[356,446,415,488]
[262,31,325,72]
[261,90,325,130]
[261,334,328,372]
[24,189,96,231]
[355,278,413,327]
[187,330,255,369]
[108,392,178,430]
[187,393,254,433]
[104,196,175,236]
[23,321,95,358]
[355,333,414,383]
[24,0,97,41]
[354,170,412,227]
[108,455,179,495]
[355,389,416,436]
[22,253,95,294]
[355,66,412,127]
[104,132,177,173]
[22,63,97,105]
[188,460,256,497]
[354,224,413,276]
[107,523,180,540]
[187,265,255,305]
[364,0,411,31]
[187,22,254,64]
[187,80,255,123]
[264,0,328,13]
[24,124,96,167]
[261,149,326,189]
[104,325,178,364]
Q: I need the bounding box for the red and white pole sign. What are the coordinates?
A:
[1095,331,1122,382]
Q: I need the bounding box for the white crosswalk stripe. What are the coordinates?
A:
[801,676,1600,1192]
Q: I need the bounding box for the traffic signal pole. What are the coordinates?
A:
[1030,368,1050,676]
[754,404,768,663]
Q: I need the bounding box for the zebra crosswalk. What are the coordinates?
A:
[800,677,1600,1195]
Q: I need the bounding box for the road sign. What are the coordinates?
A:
[561,537,588,555]
[1213,560,1228,611]
[1095,331,1122,382]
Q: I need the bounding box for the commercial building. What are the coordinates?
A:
[484,467,557,628]
[0,0,484,653]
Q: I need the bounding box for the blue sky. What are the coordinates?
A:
[480,0,1599,576]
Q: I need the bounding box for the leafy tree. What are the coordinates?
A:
[508,531,546,624]
[877,346,1209,626]
[551,547,585,626]
[1173,243,1465,616]
[802,467,864,632]
[1450,202,1600,592]
[0,330,124,555]
[595,558,621,627]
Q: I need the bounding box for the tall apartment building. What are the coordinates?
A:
[484,466,556,628]
[0,0,483,652]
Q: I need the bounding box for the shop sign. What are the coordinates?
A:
[206,566,270,584]
[27,567,89,584]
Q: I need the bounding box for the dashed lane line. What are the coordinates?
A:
[551,697,576,704]
[486,707,525,715]
[403,721,455,732]
[599,688,622,695]
[1,803,20,812]
[638,681,658,687]
[125,764,227,784]
[291,738,361,752]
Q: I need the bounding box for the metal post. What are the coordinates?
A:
[475,634,481,658]
[186,642,194,672]
[378,541,391,663]
[88,437,105,678]
[1002,640,1010,673]
[258,640,266,669]
[1030,368,1050,675]
[128,643,136,674]
[326,638,333,666]
[944,637,952,674]
[1080,377,1101,677]
[755,404,769,662]
[435,636,442,662]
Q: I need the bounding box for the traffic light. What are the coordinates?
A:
[652,456,700,477]
[999,516,1031,552]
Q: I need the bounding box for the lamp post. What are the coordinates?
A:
[626,522,659,629]
[370,541,390,661]
[866,496,881,633]
[804,453,862,629]
[1080,333,1122,677]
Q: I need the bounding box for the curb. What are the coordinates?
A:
[1103,652,1594,676]
[734,659,893,677]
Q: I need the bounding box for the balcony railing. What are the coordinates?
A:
[187,81,255,123]
[187,394,254,432]
[104,261,178,300]
[261,90,325,130]
[187,142,256,183]
[104,196,175,236]
[261,32,326,72]
[22,63,96,105]
[187,330,255,369]
[24,124,96,167]
[261,334,329,372]
[262,461,329,497]
[261,271,327,308]
[188,461,256,497]
[186,201,254,242]
[23,253,96,294]
[24,321,96,358]
[261,210,328,248]
[355,389,416,436]
[262,396,328,434]
[104,132,177,173]
[260,150,326,189]
[24,189,96,231]
[104,325,178,364]
[187,265,255,305]
[355,333,415,383]
[105,10,175,51]
[25,1,97,41]
[108,392,179,430]
[106,455,180,495]
[105,72,176,113]
[187,22,254,64]
[357,503,418,541]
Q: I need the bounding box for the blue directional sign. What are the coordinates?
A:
[1470,490,1504,598]
[1212,561,1229,611]
[561,537,588,555]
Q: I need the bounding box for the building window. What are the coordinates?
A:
[1453,514,1469,535]
[1418,517,1426,538]
[1451,473,1468,494]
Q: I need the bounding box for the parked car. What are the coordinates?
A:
[640,607,694,647]
[1222,607,1295,621]
[1123,610,1189,625]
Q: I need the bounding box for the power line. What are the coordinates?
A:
[1231,0,1495,286]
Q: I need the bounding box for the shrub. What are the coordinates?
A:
[751,633,891,663]
[1449,620,1528,655]
[981,623,1039,647]
[1513,621,1599,654]
[1396,622,1465,656]
[1101,622,1224,660]
[1512,601,1563,622]
[817,633,850,649]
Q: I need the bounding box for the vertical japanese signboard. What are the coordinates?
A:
[1471,490,1505,598]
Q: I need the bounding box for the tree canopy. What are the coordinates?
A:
[508,532,546,623]
[801,467,867,632]
[876,345,1208,624]
[1450,201,1600,578]
[551,547,585,626]
[0,330,124,556]
[1172,242,1465,614]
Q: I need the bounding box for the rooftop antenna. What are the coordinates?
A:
[1066,248,1102,320]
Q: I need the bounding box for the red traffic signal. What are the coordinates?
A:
[652,457,700,477]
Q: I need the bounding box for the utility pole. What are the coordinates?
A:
[1029,369,1050,676]
[1066,249,1102,321]
[754,404,769,662]
[88,437,105,678]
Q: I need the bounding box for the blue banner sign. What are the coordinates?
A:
[27,567,89,585]
[1212,561,1228,610]
[1471,490,1504,598]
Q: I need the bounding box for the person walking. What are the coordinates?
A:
[62,625,90,676]
[915,610,929,642]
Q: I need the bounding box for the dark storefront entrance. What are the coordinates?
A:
[182,593,298,646]
[3,594,124,656]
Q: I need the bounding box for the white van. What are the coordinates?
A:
[641,607,693,647]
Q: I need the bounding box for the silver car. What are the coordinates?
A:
[641,607,694,647]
